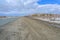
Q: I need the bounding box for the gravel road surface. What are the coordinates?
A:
[0,17,60,40]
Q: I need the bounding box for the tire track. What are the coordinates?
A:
[23,18,48,40]
[23,17,60,40]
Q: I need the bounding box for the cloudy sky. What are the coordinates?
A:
[0,0,60,16]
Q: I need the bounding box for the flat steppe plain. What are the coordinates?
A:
[0,17,60,40]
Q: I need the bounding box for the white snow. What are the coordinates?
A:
[33,17,60,24]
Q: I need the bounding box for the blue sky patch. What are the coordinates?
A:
[38,0,60,4]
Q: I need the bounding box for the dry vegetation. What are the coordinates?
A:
[31,14,60,18]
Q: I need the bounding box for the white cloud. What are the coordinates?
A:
[24,0,38,5]
[35,4,60,13]
[0,0,60,16]
[0,0,39,15]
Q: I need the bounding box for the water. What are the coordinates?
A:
[0,17,18,26]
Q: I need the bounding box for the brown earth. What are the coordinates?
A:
[0,17,60,40]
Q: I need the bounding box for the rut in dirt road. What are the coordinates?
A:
[0,17,60,40]
[0,17,30,40]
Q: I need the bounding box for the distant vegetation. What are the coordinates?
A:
[31,14,60,18]
[0,16,7,18]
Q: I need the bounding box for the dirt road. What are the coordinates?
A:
[0,17,60,40]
